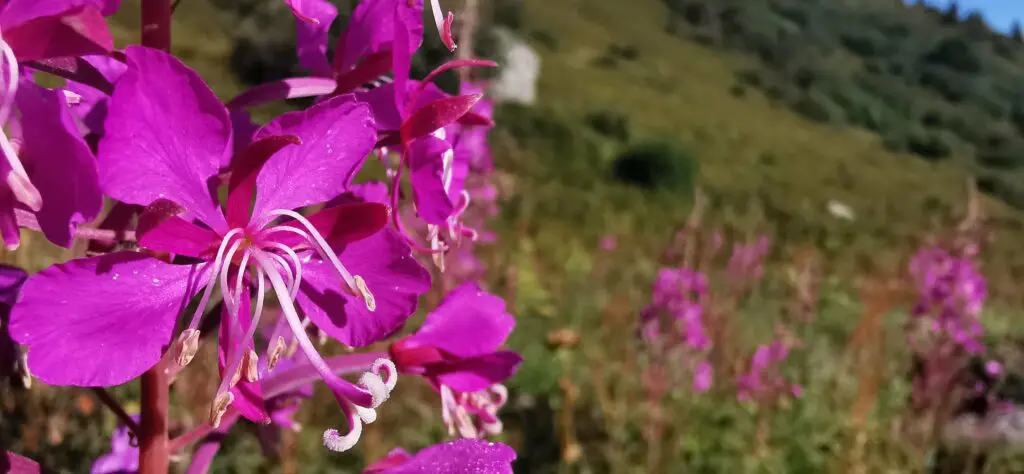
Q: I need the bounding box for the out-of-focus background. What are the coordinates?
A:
[10,0,1024,472]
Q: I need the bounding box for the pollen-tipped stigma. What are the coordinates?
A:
[210,392,234,428]
[321,358,398,452]
[174,329,200,367]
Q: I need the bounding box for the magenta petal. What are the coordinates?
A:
[9,253,208,386]
[390,1,422,112]
[228,77,338,110]
[99,46,231,232]
[334,0,421,73]
[91,419,139,474]
[285,0,337,77]
[3,450,45,474]
[355,84,403,132]
[230,109,260,156]
[407,136,454,225]
[413,283,514,357]
[377,439,516,474]
[63,55,127,135]
[363,448,413,474]
[137,200,221,258]
[225,134,302,228]
[16,80,102,248]
[401,94,482,141]
[269,202,389,253]
[435,351,523,393]
[250,94,376,221]
[296,229,430,347]
[3,5,112,62]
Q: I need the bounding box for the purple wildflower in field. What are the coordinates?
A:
[390,283,521,437]
[736,340,801,403]
[640,267,713,392]
[91,416,139,474]
[9,45,432,451]
[364,439,516,474]
[908,245,987,354]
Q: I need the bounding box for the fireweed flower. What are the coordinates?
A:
[908,245,987,354]
[736,340,801,403]
[232,0,459,108]
[639,268,714,391]
[364,439,516,474]
[0,265,26,387]
[91,415,139,474]
[389,283,522,437]
[230,0,426,107]
[0,53,103,249]
[9,46,431,451]
[0,0,115,248]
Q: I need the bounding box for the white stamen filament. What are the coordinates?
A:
[266,241,303,298]
[213,261,265,400]
[251,250,384,408]
[186,228,244,332]
[218,238,244,317]
[260,209,374,311]
[265,252,296,296]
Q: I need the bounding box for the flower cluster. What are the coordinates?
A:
[0,0,520,472]
[639,267,713,392]
[736,340,802,404]
[908,245,987,354]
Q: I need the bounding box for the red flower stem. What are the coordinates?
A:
[139,359,170,474]
[141,0,172,52]
[139,1,172,473]
[91,388,141,436]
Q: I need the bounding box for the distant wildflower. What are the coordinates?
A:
[640,267,713,391]
[599,235,618,252]
[91,416,139,474]
[908,245,987,354]
[736,340,801,403]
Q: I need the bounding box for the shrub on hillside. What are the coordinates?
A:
[611,141,698,193]
[585,110,631,142]
[923,37,983,74]
[906,130,954,161]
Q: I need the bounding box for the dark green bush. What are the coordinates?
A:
[585,110,631,142]
[792,92,844,123]
[611,141,698,193]
[492,0,525,31]
[906,130,953,160]
[923,38,983,74]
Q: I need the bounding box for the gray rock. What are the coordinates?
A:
[489,28,541,105]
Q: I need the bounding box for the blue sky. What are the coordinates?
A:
[924,0,1024,32]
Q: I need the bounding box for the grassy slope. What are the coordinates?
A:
[502,0,1024,296]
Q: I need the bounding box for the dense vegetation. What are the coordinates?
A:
[660,0,1024,210]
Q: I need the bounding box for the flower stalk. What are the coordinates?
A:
[139,0,173,472]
